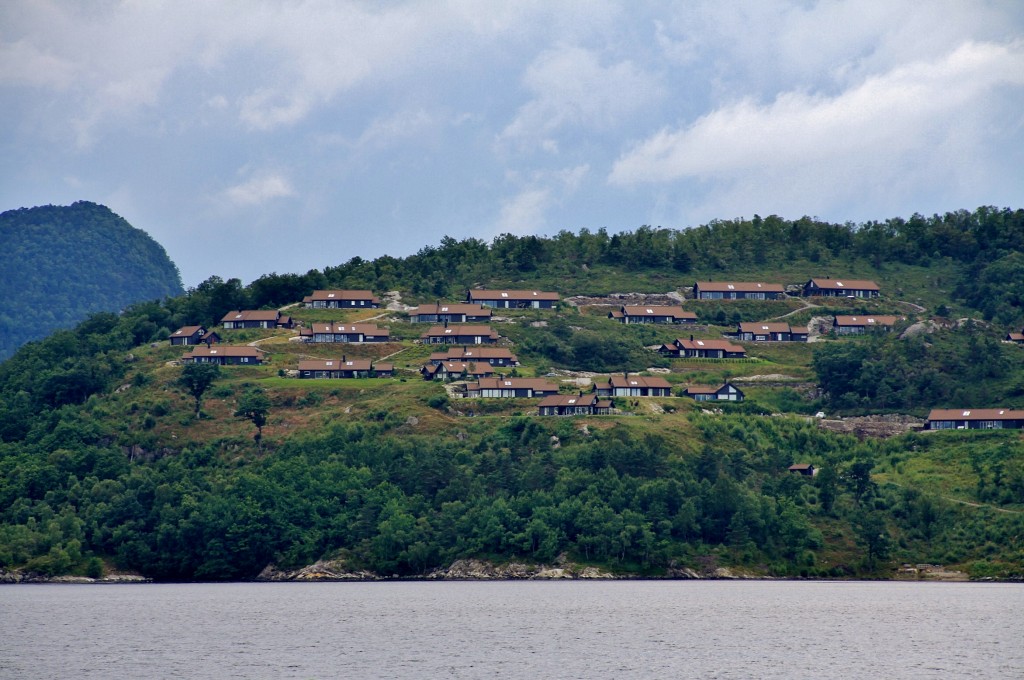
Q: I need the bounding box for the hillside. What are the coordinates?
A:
[0,202,183,361]
[1,207,1023,582]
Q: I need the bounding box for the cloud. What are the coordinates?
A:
[223,172,295,207]
[498,45,662,151]
[609,40,1024,189]
[494,164,589,235]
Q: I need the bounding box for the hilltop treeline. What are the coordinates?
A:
[166,206,1024,328]
[0,202,183,360]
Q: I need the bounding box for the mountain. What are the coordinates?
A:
[0,207,1022,582]
[0,202,183,361]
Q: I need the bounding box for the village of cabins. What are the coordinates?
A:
[166,280,1024,428]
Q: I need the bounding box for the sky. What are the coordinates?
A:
[2,1,1023,287]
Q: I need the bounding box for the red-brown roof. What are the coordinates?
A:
[696,281,785,293]
[468,378,558,392]
[1006,332,1024,342]
[172,325,204,336]
[620,305,696,319]
[808,278,880,291]
[187,346,263,358]
[468,289,560,301]
[601,375,673,389]
[538,393,601,407]
[833,315,901,327]
[298,358,371,372]
[674,338,746,353]
[420,325,499,339]
[739,322,792,334]
[221,310,280,323]
[310,323,389,335]
[926,408,1024,421]
[683,385,723,395]
[409,303,491,316]
[307,289,379,303]
[444,347,517,361]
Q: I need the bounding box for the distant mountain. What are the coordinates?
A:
[0,201,183,361]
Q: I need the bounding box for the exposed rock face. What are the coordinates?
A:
[564,292,682,308]
[0,569,150,584]
[426,559,615,580]
[256,560,377,582]
[817,414,924,439]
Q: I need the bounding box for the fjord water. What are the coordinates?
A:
[2,581,1021,679]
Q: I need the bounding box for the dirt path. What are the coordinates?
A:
[766,299,819,321]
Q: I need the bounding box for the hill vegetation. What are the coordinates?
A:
[1,205,1023,582]
[0,202,183,361]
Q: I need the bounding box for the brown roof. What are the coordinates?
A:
[409,303,491,316]
[683,385,723,395]
[434,361,493,376]
[739,322,792,334]
[468,378,558,392]
[808,278,880,291]
[374,362,394,372]
[172,325,204,336]
[788,464,815,471]
[445,347,517,360]
[833,315,901,327]
[538,393,601,407]
[1006,332,1024,341]
[298,358,371,372]
[221,309,280,323]
[468,289,560,301]
[926,408,1024,421]
[675,338,746,353]
[620,305,696,319]
[696,281,785,293]
[187,345,263,358]
[310,323,389,335]
[602,375,672,389]
[307,289,379,302]
[420,325,499,339]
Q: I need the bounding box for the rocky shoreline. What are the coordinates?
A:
[0,570,151,584]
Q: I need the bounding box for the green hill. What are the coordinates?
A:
[0,202,183,361]
[1,207,1023,582]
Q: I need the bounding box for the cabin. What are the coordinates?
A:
[220,310,292,330]
[683,383,745,402]
[429,346,518,367]
[467,289,559,309]
[297,358,393,379]
[736,322,807,342]
[184,346,264,366]
[169,325,220,346]
[537,393,612,416]
[608,305,697,324]
[832,315,901,335]
[303,290,380,309]
[693,281,785,300]
[420,325,499,345]
[660,337,747,359]
[309,323,390,343]
[804,278,880,298]
[1006,331,1024,345]
[420,361,494,381]
[594,374,673,397]
[788,464,816,476]
[408,303,492,323]
[464,378,560,399]
[925,408,1024,430]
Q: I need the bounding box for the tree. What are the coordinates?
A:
[235,388,271,450]
[178,363,220,417]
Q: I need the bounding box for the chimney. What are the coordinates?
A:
[342,354,346,362]
[690,334,694,341]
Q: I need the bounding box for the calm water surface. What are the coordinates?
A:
[2,581,1022,679]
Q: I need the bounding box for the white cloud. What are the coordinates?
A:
[494,164,590,235]
[223,172,295,207]
[609,41,1024,188]
[498,45,662,151]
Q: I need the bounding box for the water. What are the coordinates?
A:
[2,581,1022,679]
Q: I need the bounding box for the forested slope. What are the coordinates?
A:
[0,202,183,360]
[1,206,1022,581]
